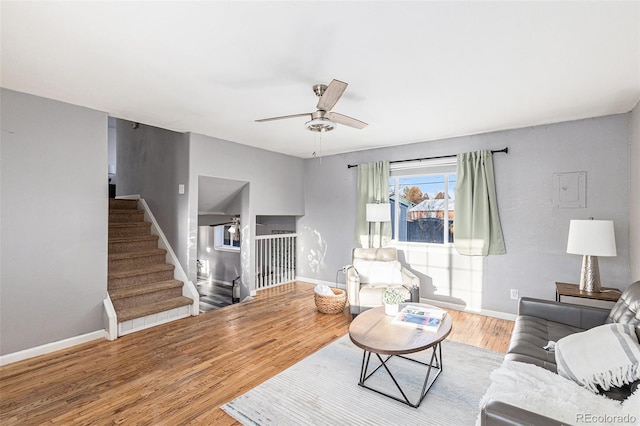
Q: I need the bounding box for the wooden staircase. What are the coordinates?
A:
[108,199,193,334]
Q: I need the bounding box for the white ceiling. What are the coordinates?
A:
[2,1,639,159]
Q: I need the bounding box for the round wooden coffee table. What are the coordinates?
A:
[349,303,452,407]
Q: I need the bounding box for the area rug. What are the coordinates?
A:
[221,334,503,425]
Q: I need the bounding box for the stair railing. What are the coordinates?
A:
[255,233,297,290]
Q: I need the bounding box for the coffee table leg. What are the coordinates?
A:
[417,342,442,404]
[359,350,371,384]
[357,343,443,408]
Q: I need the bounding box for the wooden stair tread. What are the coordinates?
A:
[109,249,166,260]
[110,280,183,300]
[116,296,193,322]
[109,235,158,243]
[108,263,174,279]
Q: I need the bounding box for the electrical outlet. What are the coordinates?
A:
[510,289,519,300]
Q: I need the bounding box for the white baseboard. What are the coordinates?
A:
[420,297,517,321]
[296,276,516,321]
[0,330,105,366]
[296,276,346,290]
[118,305,191,336]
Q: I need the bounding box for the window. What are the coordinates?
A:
[214,225,240,251]
[389,160,456,244]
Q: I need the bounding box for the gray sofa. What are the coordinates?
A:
[480,281,640,425]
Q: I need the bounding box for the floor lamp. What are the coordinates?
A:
[566,219,617,292]
[366,202,391,248]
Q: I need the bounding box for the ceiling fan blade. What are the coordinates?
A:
[317,79,347,111]
[328,112,368,129]
[255,113,311,123]
[209,222,232,227]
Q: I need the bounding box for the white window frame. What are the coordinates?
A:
[390,158,457,246]
[213,225,240,252]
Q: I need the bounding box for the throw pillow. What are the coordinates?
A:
[353,259,403,285]
[555,323,640,393]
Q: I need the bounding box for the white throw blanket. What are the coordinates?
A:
[478,361,640,426]
[314,284,334,296]
[555,323,640,393]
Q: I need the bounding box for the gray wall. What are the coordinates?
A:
[256,215,297,236]
[197,226,241,283]
[631,102,640,283]
[115,120,190,271]
[1,89,108,355]
[299,114,631,315]
[187,133,305,298]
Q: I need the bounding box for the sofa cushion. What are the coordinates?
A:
[504,315,585,372]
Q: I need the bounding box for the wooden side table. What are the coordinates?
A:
[555,282,622,309]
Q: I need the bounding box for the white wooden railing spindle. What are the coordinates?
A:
[255,233,297,290]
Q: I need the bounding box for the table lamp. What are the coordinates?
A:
[366,202,391,248]
[566,219,617,292]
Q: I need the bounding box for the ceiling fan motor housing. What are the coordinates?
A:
[312,84,328,97]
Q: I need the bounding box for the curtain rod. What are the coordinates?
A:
[346,147,509,169]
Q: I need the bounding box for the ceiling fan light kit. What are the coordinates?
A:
[256,79,367,133]
[305,118,335,132]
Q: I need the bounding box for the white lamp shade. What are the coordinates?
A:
[366,203,391,222]
[566,220,617,257]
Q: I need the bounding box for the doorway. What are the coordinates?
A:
[197,176,247,312]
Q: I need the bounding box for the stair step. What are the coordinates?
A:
[109,222,152,237]
[109,248,166,261]
[109,235,158,243]
[109,249,167,271]
[111,280,185,309]
[109,263,174,279]
[109,199,138,210]
[116,296,193,323]
[108,263,175,289]
[110,279,184,300]
[109,209,145,223]
[109,235,159,253]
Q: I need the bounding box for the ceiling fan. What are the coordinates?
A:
[208,216,239,230]
[209,216,241,240]
[255,79,368,132]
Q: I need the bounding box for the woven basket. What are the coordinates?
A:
[314,288,347,314]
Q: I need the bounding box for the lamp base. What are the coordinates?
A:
[579,255,602,293]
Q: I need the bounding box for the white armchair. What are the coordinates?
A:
[346,247,419,315]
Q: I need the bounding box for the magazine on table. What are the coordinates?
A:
[391,305,446,331]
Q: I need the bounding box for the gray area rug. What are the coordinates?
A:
[221,334,503,425]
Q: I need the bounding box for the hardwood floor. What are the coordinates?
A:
[0,282,514,425]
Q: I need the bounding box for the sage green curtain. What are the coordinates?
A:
[454,150,506,255]
[356,161,391,247]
